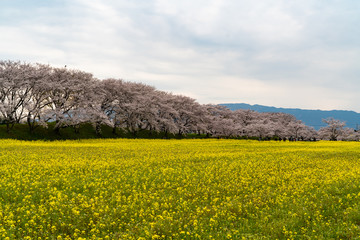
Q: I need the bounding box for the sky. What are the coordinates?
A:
[1,0,360,111]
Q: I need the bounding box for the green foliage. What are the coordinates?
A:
[0,123,210,140]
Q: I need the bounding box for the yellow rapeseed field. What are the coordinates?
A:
[0,139,360,239]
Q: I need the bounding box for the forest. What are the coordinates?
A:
[0,60,358,141]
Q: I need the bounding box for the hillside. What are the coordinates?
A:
[221,103,360,130]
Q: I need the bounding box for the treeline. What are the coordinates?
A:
[0,60,358,141]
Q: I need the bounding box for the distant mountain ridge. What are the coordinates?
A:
[221,103,360,130]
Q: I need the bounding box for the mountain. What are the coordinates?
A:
[221,103,360,130]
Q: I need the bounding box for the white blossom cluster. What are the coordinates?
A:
[0,60,358,141]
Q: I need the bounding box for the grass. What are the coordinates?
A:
[0,139,360,239]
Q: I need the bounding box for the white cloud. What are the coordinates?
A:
[1,0,360,111]
[154,0,304,45]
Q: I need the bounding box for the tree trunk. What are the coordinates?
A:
[74,125,80,134]
[95,122,102,136]
[27,115,35,133]
[148,129,153,137]
[6,122,10,134]
[54,126,60,135]
[177,129,182,138]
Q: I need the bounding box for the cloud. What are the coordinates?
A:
[0,0,360,111]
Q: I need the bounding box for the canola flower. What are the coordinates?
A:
[0,139,359,239]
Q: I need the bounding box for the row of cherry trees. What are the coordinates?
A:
[0,61,358,140]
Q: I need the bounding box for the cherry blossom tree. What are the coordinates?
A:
[245,119,275,140]
[0,61,40,132]
[152,92,179,136]
[2,60,357,141]
[285,120,306,140]
[93,79,126,135]
[24,64,54,132]
[41,67,95,134]
[204,105,238,138]
[337,127,359,141]
[318,118,346,141]
[170,95,207,136]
